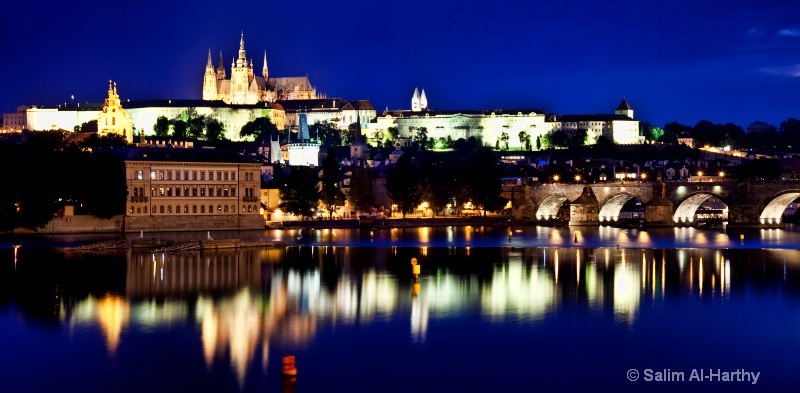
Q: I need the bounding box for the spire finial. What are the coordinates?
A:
[207,48,213,67]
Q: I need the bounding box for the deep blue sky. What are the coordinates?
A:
[2,0,799,128]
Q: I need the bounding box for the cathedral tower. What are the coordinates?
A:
[411,88,420,112]
[203,49,218,100]
[420,89,428,110]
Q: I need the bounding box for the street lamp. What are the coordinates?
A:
[574,174,581,183]
[553,174,560,183]
[641,173,647,182]
[697,171,703,177]
[719,171,725,177]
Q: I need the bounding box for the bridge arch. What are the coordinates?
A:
[673,192,729,224]
[598,193,638,223]
[759,190,800,224]
[536,194,568,220]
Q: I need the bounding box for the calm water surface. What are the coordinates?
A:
[1,226,799,392]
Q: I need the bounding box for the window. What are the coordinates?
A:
[184,187,189,196]
[159,187,165,196]
[231,205,235,213]
[192,171,197,180]
[224,205,229,213]
[167,187,172,197]
[200,172,205,181]
[136,207,141,214]
[184,205,188,213]
[129,206,134,214]
[200,188,205,196]
[133,188,139,197]
[217,171,222,181]
[217,205,222,213]
[168,205,172,214]
[200,205,205,213]
[135,170,143,180]
[192,205,197,213]
[231,188,236,196]
[183,171,189,180]
[144,206,148,214]
[167,171,172,181]
[176,188,181,197]
[159,171,164,180]
[175,205,180,214]
[160,205,165,214]
[192,188,198,196]
[247,205,252,213]
[224,172,229,181]
[231,171,235,180]
[209,188,214,197]
[208,205,213,213]
[150,171,156,180]
[217,188,222,196]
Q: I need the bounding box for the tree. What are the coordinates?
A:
[240,117,278,142]
[387,127,400,145]
[500,131,509,150]
[468,149,503,216]
[386,153,422,218]
[421,158,451,217]
[171,119,188,140]
[649,126,665,141]
[154,116,170,137]
[187,116,206,140]
[312,121,341,146]
[204,118,226,142]
[518,130,531,151]
[415,127,429,149]
[76,120,98,134]
[320,149,345,219]
[78,133,129,149]
[343,122,358,145]
[278,166,320,219]
[348,166,374,215]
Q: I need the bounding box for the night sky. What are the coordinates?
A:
[2,0,799,128]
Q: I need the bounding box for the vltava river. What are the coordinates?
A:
[1,226,799,392]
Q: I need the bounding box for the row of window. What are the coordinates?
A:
[134,169,240,181]
[137,186,240,197]
[129,204,260,214]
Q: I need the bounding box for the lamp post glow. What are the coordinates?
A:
[553,174,560,183]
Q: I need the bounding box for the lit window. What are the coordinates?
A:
[168,205,172,214]
[175,205,180,214]
[217,205,221,213]
[200,188,205,196]
[150,171,156,180]
[159,171,164,180]
[184,205,188,213]
[224,205,229,213]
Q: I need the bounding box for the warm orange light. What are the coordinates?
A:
[697,171,703,177]
[553,175,560,182]
[575,175,581,182]
[719,171,725,177]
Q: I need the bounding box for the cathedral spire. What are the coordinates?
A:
[206,49,213,69]
[237,32,247,66]
[262,50,269,79]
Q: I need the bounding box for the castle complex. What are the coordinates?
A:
[202,33,318,105]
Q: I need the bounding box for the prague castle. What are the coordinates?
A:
[202,33,318,105]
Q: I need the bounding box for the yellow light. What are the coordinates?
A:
[575,175,581,182]
[719,171,724,177]
[553,174,560,182]
[641,173,647,180]
[697,171,703,177]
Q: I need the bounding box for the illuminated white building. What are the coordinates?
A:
[369,93,641,148]
[98,80,134,144]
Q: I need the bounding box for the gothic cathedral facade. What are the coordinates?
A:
[202,33,319,105]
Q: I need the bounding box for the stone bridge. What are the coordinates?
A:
[505,181,800,228]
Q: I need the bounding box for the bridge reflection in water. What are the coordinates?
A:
[33,245,798,389]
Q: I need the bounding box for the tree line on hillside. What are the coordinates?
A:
[275,144,507,219]
[0,131,127,231]
[641,118,800,152]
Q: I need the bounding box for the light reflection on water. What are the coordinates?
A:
[2,239,800,392]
